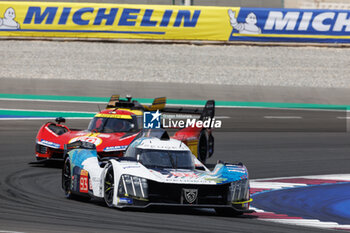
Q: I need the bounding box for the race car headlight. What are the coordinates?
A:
[118,175,148,199]
[229,179,250,203]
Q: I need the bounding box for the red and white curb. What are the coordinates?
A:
[249,174,350,231]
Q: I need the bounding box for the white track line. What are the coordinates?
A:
[337,117,350,119]
[213,116,231,119]
[0,231,27,233]
[251,174,350,182]
[250,181,307,189]
[264,219,350,229]
[0,98,105,104]
[264,116,302,119]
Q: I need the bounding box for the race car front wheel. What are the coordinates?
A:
[104,164,115,207]
[62,157,75,199]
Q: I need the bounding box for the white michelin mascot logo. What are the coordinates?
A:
[228,9,261,34]
[0,7,20,29]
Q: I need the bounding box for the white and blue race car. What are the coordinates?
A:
[62,130,253,215]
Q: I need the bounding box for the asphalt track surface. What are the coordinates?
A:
[0,80,350,233]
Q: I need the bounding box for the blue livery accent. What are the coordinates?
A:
[70,149,97,168]
[103,145,128,152]
[205,164,248,184]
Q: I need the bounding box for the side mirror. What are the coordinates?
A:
[55,117,66,124]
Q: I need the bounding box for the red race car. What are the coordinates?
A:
[35,95,215,163]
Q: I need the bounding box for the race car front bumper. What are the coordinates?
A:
[116,179,253,214]
[116,200,254,214]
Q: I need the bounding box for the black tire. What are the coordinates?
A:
[198,130,208,164]
[208,133,214,158]
[62,157,76,199]
[215,208,243,217]
[104,164,115,207]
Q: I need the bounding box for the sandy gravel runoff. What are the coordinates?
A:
[0,40,350,88]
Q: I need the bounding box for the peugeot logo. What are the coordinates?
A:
[183,189,198,204]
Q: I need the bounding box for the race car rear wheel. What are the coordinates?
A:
[62,157,76,199]
[104,164,115,208]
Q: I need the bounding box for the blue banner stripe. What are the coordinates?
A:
[231,36,350,43]
[229,8,350,43]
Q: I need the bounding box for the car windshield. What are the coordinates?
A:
[137,149,194,169]
[87,117,138,133]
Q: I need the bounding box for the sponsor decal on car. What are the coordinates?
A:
[167,172,198,179]
[121,165,142,169]
[165,178,213,184]
[79,169,89,193]
[38,139,60,149]
[103,145,128,152]
[98,134,111,138]
[69,136,102,146]
[117,197,133,204]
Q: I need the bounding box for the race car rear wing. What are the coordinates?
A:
[106,95,163,110]
[162,100,215,120]
[105,95,215,119]
[106,94,120,109]
[143,97,166,111]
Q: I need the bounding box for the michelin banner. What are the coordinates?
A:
[229,8,350,43]
[0,1,350,43]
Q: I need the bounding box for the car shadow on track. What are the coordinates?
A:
[91,201,257,219]
[28,160,63,168]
